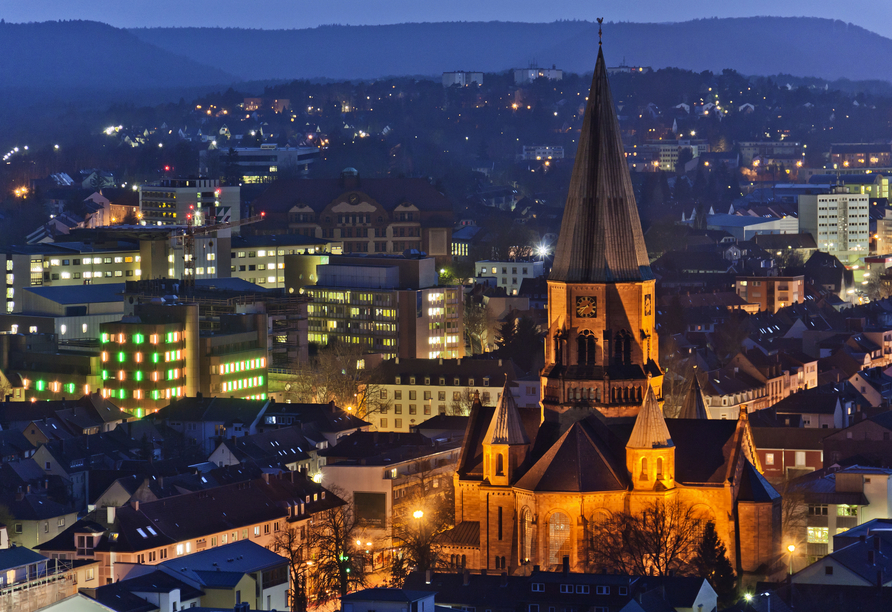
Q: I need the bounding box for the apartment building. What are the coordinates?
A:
[513,66,562,84]
[442,72,483,87]
[799,188,870,271]
[365,357,530,432]
[138,178,239,227]
[37,473,337,586]
[229,234,332,290]
[735,275,805,313]
[199,145,319,184]
[475,259,544,295]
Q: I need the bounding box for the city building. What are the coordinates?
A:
[640,138,710,172]
[0,283,124,339]
[807,173,889,200]
[440,50,781,577]
[294,255,463,360]
[798,188,870,270]
[199,144,319,183]
[248,170,454,264]
[99,301,269,415]
[229,234,332,289]
[513,66,562,84]
[738,141,804,166]
[475,260,544,295]
[365,357,531,432]
[442,72,483,87]
[519,145,564,161]
[138,178,239,227]
[735,275,805,313]
[829,143,892,169]
[0,548,99,612]
[705,213,800,241]
[38,473,337,586]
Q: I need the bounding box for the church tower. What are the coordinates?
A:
[541,44,661,425]
[626,386,675,491]
[483,382,530,487]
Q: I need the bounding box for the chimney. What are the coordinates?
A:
[425,569,432,584]
[262,473,270,484]
[562,556,569,575]
[133,500,139,512]
[463,570,470,586]
[395,357,399,364]
[498,359,503,367]
[107,506,116,524]
[438,358,443,365]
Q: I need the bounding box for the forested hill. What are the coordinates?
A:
[129,17,892,82]
[0,20,236,92]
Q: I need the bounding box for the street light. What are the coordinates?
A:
[413,510,424,519]
[787,544,796,575]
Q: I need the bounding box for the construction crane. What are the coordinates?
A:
[180,210,265,288]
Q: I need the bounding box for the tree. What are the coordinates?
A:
[449,387,478,416]
[692,522,736,605]
[283,340,390,421]
[495,315,543,373]
[587,498,707,576]
[712,311,750,364]
[866,271,892,302]
[464,300,491,355]
[390,462,455,584]
[223,147,240,185]
[272,525,311,612]
[309,491,369,602]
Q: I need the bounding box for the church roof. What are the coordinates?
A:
[483,383,529,446]
[627,387,673,449]
[550,47,653,284]
[514,421,626,492]
[737,459,781,503]
[676,375,709,419]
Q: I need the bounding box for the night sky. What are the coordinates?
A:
[2,0,891,38]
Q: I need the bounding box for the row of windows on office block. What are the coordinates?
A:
[102,332,183,344]
[102,370,182,382]
[102,350,182,364]
[101,386,184,401]
[221,376,265,392]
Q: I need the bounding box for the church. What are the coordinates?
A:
[439,44,782,577]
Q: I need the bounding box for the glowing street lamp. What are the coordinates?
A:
[787,543,796,575]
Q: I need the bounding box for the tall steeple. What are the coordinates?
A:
[550,46,653,284]
[677,373,709,419]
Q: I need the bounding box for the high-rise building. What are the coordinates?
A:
[798,188,870,271]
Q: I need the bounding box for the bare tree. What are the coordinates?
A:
[588,498,706,576]
[271,525,310,612]
[449,387,477,416]
[308,489,370,602]
[390,464,455,584]
[779,477,808,553]
[283,340,390,421]
[464,300,492,355]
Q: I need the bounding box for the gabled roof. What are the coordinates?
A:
[550,47,652,284]
[154,397,268,427]
[737,459,781,503]
[514,421,626,492]
[627,387,673,449]
[483,383,529,446]
[0,547,49,572]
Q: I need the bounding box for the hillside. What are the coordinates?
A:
[0,20,236,92]
[130,17,892,83]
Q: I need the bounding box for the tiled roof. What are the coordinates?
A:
[627,387,673,449]
[434,520,480,547]
[550,48,652,284]
[482,383,528,446]
[676,375,708,420]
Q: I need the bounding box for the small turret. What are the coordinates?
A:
[626,387,675,490]
[483,381,529,486]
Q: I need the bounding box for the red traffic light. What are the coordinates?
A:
[260,211,266,217]
[164,165,170,172]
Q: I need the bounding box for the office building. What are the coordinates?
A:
[139,178,239,227]
[475,259,544,295]
[513,66,562,84]
[199,144,320,183]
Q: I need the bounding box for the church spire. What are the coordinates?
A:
[484,382,529,446]
[627,386,672,449]
[677,373,709,419]
[550,44,653,284]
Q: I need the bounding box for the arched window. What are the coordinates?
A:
[521,508,534,562]
[595,388,601,402]
[577,331,596,365]
[640,457,648,480]
[547,512,572,568]
[554,333,563,365]
[496,453,505,476]
[656,457,664,479]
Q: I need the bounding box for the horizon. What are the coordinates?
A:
[2,0,892,39]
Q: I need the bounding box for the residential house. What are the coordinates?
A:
[823,411,892,466]
[207,425,321,477]
[0,487,79,550]
[772,391,845,429]
[152,397,271,456]
[791,532,892,587]
[751,427,833,485]
[0,547,99,612]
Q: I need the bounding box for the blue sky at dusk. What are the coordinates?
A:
[2,0,891,38]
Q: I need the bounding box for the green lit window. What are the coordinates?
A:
[133,333,144,344]
[65,383,75,394]
[168,370,173,380]
[135,371,143,382]
[152,390,160,400]
[118,389,126,399]
[101,333,109,343]
[36,380,46,391]
[259,375,264,386]
[117,352,125,363]
[101,370,109,380]
[152,353,160,363]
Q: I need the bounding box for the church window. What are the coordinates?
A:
[498,507,503,540]
[640,457,648,480]
[595,388,601,402]
[496,453,505,476]
[656,457,663,479]
[521,508,534,561]
[547,512,571,568]
[577,331,596,365]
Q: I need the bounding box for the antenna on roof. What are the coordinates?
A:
[597,18,604,46]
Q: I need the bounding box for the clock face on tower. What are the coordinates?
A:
[575,296,597,318]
